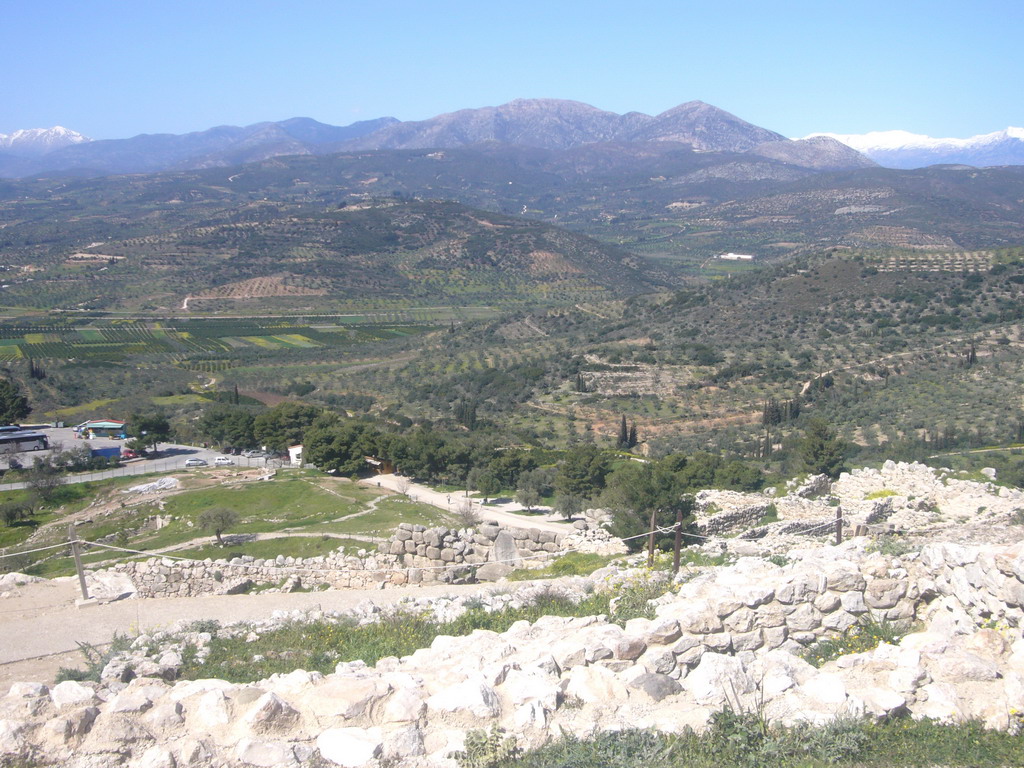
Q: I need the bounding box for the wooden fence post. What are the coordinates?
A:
[647,508,657,567]
[672,507,684,574]
[69,524,90,601]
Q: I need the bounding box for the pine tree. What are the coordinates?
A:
[627,423,638,449]
[800,418,845,478]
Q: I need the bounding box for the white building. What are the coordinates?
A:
[719,253,755,261]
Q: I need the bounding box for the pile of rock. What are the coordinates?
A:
[695,461,1024,547]
[4,537,1024,767]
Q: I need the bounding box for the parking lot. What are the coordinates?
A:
[0,425,282,485]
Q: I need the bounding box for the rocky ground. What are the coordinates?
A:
[1,461,1023,767]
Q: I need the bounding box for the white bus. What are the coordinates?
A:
[0,430,49,452]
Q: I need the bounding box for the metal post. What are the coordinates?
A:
[647,507,657,567]
[672,507,684,574]
[835,505,843,546]
[68,524,90,600]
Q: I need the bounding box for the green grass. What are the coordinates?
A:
[0,479,131,553]
[179,578,669,682]
[864,489,899,500]
[504,716,1024,768]
[6,474,454,575]
[507,552,619,581]
[335,496,457,535]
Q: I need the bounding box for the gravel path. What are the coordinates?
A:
[0,576,490,694]
[359,473,571,534]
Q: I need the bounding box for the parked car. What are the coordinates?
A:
[214,456,234,466]
[121,449,139,459]
[184,458,208,467]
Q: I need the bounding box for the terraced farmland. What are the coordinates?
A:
[0,316,445,366]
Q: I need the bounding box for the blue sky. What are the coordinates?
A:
[2,0,1020,140]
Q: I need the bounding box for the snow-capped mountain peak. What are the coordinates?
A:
[799,127,1024,169]
[0,126,91,155]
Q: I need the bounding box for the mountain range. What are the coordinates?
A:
[805,127,1024,169]
[0,100,872,178]
[5,101,1021,180]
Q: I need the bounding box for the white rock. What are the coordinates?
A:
[317,727,384,767]
[685,653,754,707]
[189,689,231,727]
[562,664,629,705]
[799,672,849,708]
[50,681,98,709]
[243,692,299,731]
[426,677,501,718]
[914,682,964,721]
[499,669,560,710]
[514,699,548,729]
[380,687,425,724]
[928,652,1000,683]
[382,724,425,759]
[0,719,27,755]
[235,738,297,767]
[855,687,906,716]
[6,682,48,698]
[300,675,392,722]
[135,745,177,768]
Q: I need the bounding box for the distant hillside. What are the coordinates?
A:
[0,117,398,177]
[0,189,659,313]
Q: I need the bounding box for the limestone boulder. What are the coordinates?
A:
[426,677,501,719]
[562,664,629,705]
[317,727,384,767]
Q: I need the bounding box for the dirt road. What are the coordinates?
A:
[0,577,489,694]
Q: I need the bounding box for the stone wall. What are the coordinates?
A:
[696,503,772,536]
[379,522,563,570]
[102,523,568,599]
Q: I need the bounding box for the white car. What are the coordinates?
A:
[184,458,208,467]
[214,456,234,466]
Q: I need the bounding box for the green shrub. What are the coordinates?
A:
[866,536,918,557]
[452,725,518,768]
[801,616,914,668]
[55,635,133,683]
[757,503,779,525]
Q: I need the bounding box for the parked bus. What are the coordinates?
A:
[0,430,49,452]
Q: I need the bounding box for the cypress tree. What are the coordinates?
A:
[617,415,629,449]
